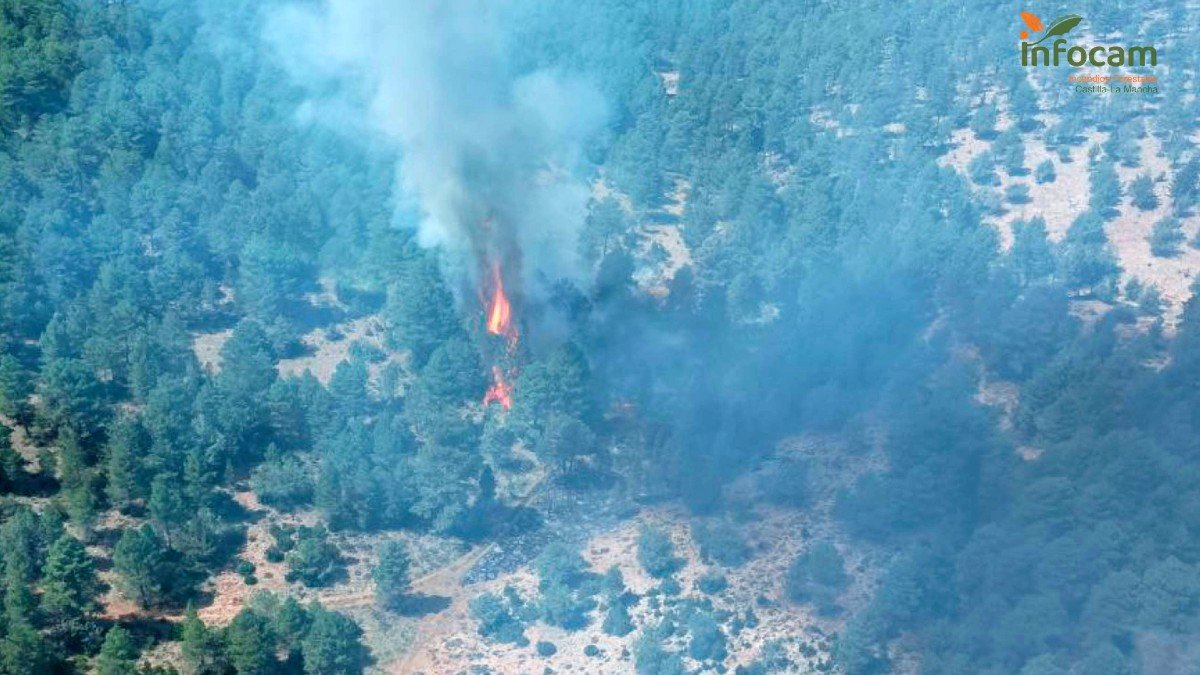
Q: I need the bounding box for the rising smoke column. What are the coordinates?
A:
[266,0,606,300]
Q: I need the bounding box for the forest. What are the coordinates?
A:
[0,0,1197,673]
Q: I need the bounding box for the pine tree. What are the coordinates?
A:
[285,526,343,587]
[1,619,53,674]
[273,595,311,655]
[372,540,411,611]
[602,599,634,637]
[1089,157,1122,218]
[104,415,149,511]
[148,471,187,545]
[40,534,100,620]
[1130,173,1159,210]
[225,609,276,675]
[0,354,29,418]
[113,525,170,608]
[301,605,368,675]
[0,423,23,489]
[96,626,139,675]
[383,257,462,367]
[181,603,223,673]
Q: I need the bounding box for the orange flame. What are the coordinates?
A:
[483,365,513,410]
[485,264,514,339]
[482,260,517,410]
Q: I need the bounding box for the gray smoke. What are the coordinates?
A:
[266,0,606,299]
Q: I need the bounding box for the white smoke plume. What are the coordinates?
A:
[266,0,606,298]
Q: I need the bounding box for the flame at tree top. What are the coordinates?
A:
[485,263,515,340]
[482,261,517,411]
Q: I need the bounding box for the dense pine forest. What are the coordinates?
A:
[0,0,1198,673]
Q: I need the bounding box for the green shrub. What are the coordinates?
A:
[687,611,728,661]
[236,560,256,585]
[1150,217,1184,257]
[470,589,529,646]
[1035,159,1056,184]
[536,641,557,656]
[1130,173,1159,210]
[786,542,848,616]
[373,540,412,611]
[659,578,682,596]
[603,597,634,637]
[637,526,680,578]
[269,524,296,551]
[284,526,343,587]
[693,520,750,567]
[250,455,314,510]
[697,572,729,595]
[1005,183,1031,205]
[348,340,387,363]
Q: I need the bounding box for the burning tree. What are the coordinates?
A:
[482,262,519,411]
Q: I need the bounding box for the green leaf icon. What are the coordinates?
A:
[1029,14,1083,45]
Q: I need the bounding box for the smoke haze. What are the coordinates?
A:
[266,0,606,299]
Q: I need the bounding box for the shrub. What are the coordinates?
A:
[1089,158,1122,217]
[585,644,601,657]
[539,579,596,630]
[470,589,529,645]
[373,540,411,611]
[697,572,729,595]
[738,639,792,674]
[250,454,314,510]
[970,105,997,139]
[536,641,557,657]
[693,520,750,567]
[786,542,848,616]
[1035,159,1056,184]
[348,339,387,363]
[968,152,999,186]
[535,543,592,589]
[1150,217,1185,257]
[1130,174,1159,210]
[1059,211,1119,292]
[1137,285,1163,316]
[603,599,634,636]
[1005,183,1031,205]
[284,526,342,587]
[236,560,256,585]
[635,626,686,675]
[997,131,1026,175]
[637,526,680,578]
[687,611,728,661]
[269,524,296,552]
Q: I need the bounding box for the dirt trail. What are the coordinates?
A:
[389,468,549,671]
[315,468,547,672]
[316,541,493,612]
[385,545,496,674]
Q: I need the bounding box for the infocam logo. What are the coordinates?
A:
[1018,11,1158,67]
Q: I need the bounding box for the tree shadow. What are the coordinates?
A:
[391,593,451,617]
[489,505,543,539]
[209,489,259,524]
[105,615,178,643]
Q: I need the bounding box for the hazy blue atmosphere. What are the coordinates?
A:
[0,0,1196,673]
